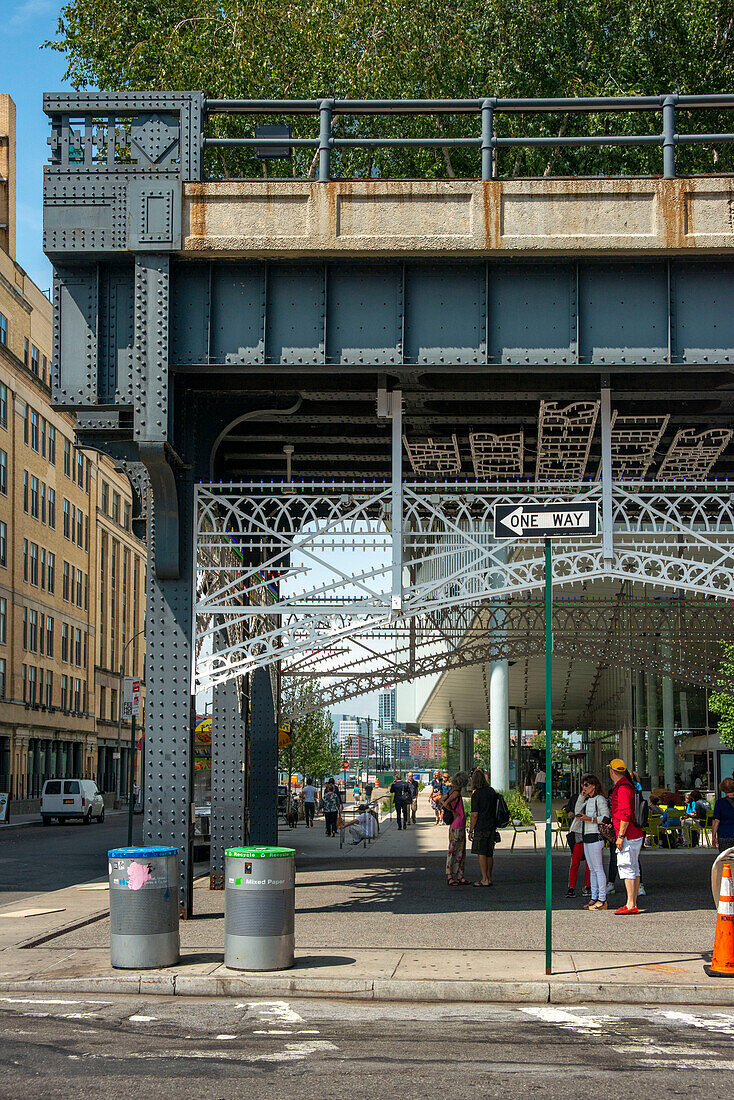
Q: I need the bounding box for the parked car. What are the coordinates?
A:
[40,779,105,825]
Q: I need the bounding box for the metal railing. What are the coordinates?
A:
[339,795,385,850]
[203,94,734,180]
[44,91,734,181]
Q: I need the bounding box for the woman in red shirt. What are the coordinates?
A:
[608,759,644,915]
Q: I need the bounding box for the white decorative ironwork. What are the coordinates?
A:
[403,435,461,474]
[194,478,734,710]
[657,428,733,480]
[536,400,600,480]
[470,431,524,478]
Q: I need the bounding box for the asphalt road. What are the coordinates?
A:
[0,816,143,905]
[0,994,732,1098]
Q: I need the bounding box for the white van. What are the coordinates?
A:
[40,779,105,825]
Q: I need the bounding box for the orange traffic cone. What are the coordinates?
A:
[705,863,734,978]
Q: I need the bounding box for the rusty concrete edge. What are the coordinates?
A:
[1,974,734,1005]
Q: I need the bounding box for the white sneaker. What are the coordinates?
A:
[638,884,646,896]
[606,882,615,892]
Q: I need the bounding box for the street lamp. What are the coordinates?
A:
[116,626,146,803]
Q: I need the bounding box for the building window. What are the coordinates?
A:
[31,345,40,377]
[101,481,108,514]
[63,499,70,539]
[30,409,39,452]
[64,439,71,477]
[0,449,6,495]
[46,615,53,657]
[75,568,83,607]
[22,607,27,649]
[124,502,131,531]
[62,560,69,601]
[47,551,55,593]
[112,491,120,524]
[45,670,52,707]
[48,487,55,529]
[110,688,117,721]
[24,338,29,368]
[30,475,39,519]
[61,675,67,710]
[0,383,6,428]
[100,685,106,720]
[0,598,5,644]
[23,469,28,512]
[61,623,69,663]
[0,313,7,345]
[29,609,38,653]
[40,482,46,523]
[29,543,38,586]
[74,627,82,666]
[28,665,36,704]
[76,508,83,546]
[77,451,84,488]
[48,425,55,465]
[0,522,6,567]
[42,355,48,385]
[73,678,81,713]
[40,548,46,590]
[23,405,28,445]
[22,539,28,582]
[0,658,6,699]
[41,418,46,458]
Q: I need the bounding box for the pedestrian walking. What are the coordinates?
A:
[442,771,471,886]
[467,768,497,887]
[322,780,340,837]
[402,773,414,825]
[712,777,734,853]
[564,788,591,898]
[430,770,443,824]
[523,769,535,802]
[608,759,644,915]
[389,773,411,830]
[574,774,610,910]
[535,767,546,801]
[407,772,419,823]
[302,777,317,828]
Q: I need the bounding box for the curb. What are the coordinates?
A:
[2,974,734,1005]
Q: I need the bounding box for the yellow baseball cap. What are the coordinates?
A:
[608,758,626,772]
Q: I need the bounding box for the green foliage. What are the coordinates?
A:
[708,644,734,749]
[532,729,575,764]
[279,682,342,781]
[501,788,533,826]
[473,729,490,771]
[49,1,734,179]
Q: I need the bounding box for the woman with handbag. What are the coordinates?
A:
[565,788,591,899]
[574,774,611,911]
[441,771,471,886]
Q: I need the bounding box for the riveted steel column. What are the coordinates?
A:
[143,468,195,919]
[600,386,614,567]
[210,634,247,888]
[249,666,278,845]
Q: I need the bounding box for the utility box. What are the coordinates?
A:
[224,846,295,971]
[108,846,179,969]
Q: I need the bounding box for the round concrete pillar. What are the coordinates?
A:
[489,659,509,792]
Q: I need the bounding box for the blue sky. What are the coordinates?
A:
[7,0,74,289]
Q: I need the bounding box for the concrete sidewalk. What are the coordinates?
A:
[0,790,731,1004]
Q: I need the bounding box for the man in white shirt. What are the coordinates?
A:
[344,804,378,844]
[535,768,547,801]
[302,778,318,827]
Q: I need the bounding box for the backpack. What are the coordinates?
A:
[494,791,510,828]
[634,789,649,830]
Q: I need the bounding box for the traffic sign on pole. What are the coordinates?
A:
[493,502,598,540]
[123,677,141,719]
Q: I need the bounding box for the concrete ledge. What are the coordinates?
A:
[183,177,734,257]
[3,972,734,1005]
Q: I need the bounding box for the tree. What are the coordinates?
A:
[707,644,734,749]
[279,681,342,785]
[473,729,490,771]
[531,729,575,766]
[49,1,734,179]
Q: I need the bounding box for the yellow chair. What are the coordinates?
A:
[552,810,569,849]
[510,819,537,851]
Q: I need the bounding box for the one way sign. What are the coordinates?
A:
[494,501,598,539]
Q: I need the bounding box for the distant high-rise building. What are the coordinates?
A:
[378,686,396,730]
[337,715,373,761]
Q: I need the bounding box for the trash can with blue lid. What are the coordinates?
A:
[108,846,179,969]
[225,846,295,971]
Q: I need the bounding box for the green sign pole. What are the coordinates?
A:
[544,536,553,976]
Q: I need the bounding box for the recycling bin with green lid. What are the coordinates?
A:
[108,846,179,969]
[225,846,295,971]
